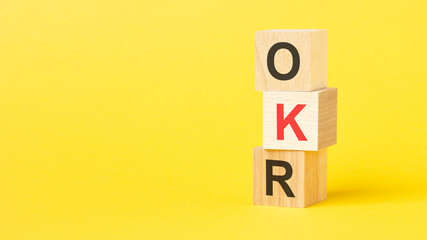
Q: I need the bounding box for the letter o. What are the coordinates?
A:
[267,42,300,81]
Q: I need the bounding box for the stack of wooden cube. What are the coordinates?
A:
[253,29,337,208]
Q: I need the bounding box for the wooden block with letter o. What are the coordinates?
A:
[263,87,337,151]
[253,146,327,208]
[255,29,327,91]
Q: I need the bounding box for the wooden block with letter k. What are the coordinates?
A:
[253,147,327,208]
[263,87,337,151]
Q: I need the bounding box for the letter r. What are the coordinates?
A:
[266,159,295,197]
[277,104,307,141]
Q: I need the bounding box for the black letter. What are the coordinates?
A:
[266,159,295,197]
[267,42,300,81]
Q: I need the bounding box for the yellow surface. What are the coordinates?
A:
[0,0,426,239]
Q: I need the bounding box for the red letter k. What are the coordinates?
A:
[276,104,307,141]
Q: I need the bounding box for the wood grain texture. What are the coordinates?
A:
[253,146,327,208]
[318,87,337,149]
[255,29,327,91]
[263,87,337,150]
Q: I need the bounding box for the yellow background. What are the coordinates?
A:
[0,0,426,239]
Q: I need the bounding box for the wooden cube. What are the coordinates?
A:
[263,87,337,151]
[253,146,327,208]
[255,29,327,91]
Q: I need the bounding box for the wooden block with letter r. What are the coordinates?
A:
[255,29,327,91]
[253,146,327,208]
[263,87,337,151]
